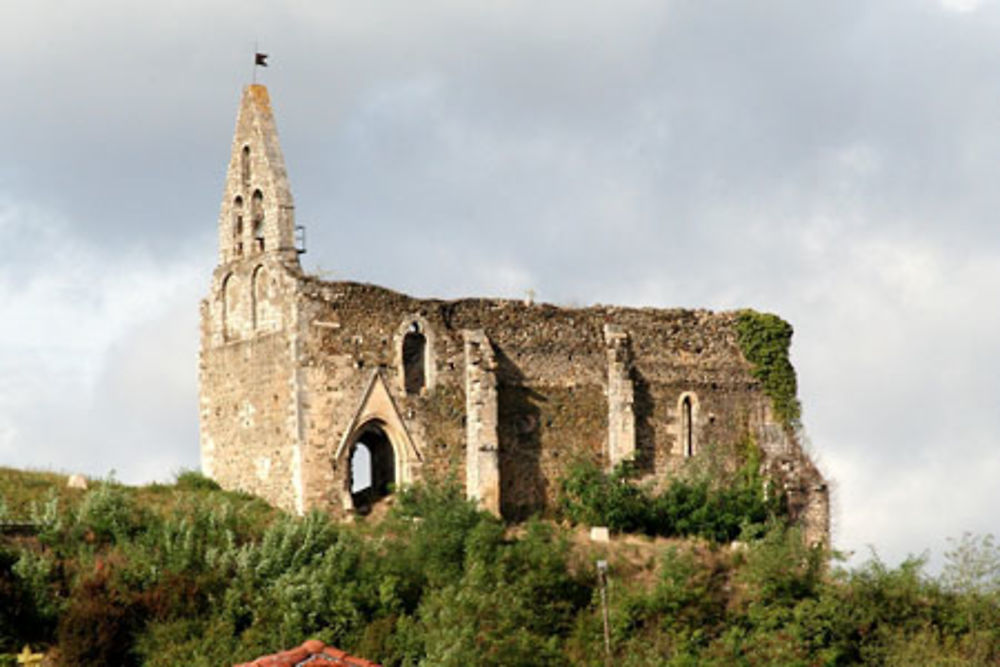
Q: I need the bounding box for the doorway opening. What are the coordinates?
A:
[348,423,396,514]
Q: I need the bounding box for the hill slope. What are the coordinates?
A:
[0,467,997,665]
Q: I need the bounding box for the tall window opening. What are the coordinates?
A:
[349,424,395,514]
[681,395,694,457]
[251,265,266,330]
[241,145,251,186]
[221,274,233,340]
[251,189,265,252]
[402,323,426,395]
[232,196,244,256]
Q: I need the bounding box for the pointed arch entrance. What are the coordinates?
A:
[348,421,397,513]
[334,371,424,514]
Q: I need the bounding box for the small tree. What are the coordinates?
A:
[941,532,1000,642]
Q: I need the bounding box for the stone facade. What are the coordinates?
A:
[199,85,829,544]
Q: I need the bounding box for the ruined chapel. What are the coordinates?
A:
[199,84,829,544]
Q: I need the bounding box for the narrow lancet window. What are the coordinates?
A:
[241,145,251,186]
[232,196,244,256]
[402,323,427,395]
[681,395,694,457]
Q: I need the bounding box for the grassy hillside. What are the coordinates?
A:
[1,466,999,665]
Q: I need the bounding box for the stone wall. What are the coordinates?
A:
[277,279,826,537]
[198,258,303,513]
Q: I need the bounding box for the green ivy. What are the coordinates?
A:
[735,310,802,429]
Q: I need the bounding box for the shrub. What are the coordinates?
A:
[388,480,495,590]
[558,462,649,533]
[57,559,148,667]
[0,546,59,652]
[72,479,144,546]
[173,470,221,492]
[558,457,783,542]
[416,520,586,666]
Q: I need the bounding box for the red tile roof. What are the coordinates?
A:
[233,639,381,667]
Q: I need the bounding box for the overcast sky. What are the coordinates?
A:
[2,0,998,570]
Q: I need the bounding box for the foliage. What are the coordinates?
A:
[71,477,145,546]
[735,309,802,429]
[558,454,784,542]
[0,545,58,651]
[173,469,221,492]
[2,467,1000,664]
[942,532,1000,596]
[57,556,149,667]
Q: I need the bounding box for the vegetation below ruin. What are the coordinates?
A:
[1,467,1000,665]
[557,447,783,542]
[735,309,802,429]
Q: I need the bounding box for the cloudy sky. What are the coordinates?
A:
[2,0,998,569]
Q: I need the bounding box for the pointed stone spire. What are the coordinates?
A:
[217,84,298,265]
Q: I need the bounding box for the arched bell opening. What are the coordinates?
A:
[251,189,265,253]
[347,422,397,514]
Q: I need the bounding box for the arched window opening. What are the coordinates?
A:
[251,265,266,330]
[681,395,694,457]
[241,145,251,186]
[349,424,395,514]
[402,323,426,395]
[232,196,244,256]
[251,189,265,252]
[221,274,233,340]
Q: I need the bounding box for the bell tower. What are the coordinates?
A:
[200,84,308,514]
[217,84,299,266]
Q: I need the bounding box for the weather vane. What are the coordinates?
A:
[252,44,268,84]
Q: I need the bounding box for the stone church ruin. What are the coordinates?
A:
[199,85,829,544]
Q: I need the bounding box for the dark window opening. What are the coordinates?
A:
[241,145,251,186]
[349,425,395,514]
[233,196,244,256]
[251,189,265,252]
[402,326,426,394]
[681,396,693,457]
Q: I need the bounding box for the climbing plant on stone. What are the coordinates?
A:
[735,310,802,430]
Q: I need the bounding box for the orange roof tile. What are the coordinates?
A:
[233,639,381,667]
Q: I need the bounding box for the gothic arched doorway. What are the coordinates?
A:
[348,422,396,514]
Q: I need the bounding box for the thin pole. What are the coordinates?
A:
[252,41,258,84]
[598,560,611,664]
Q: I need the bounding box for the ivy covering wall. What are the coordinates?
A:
[735,309,802,429]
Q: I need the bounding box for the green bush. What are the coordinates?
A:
[416,519,587,666]
[558,456,783,542]
[72,480,145,547]
[557,462,650,534]
[8,466,1000,665]
[0,546,58,652]
[173,469,221,492]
